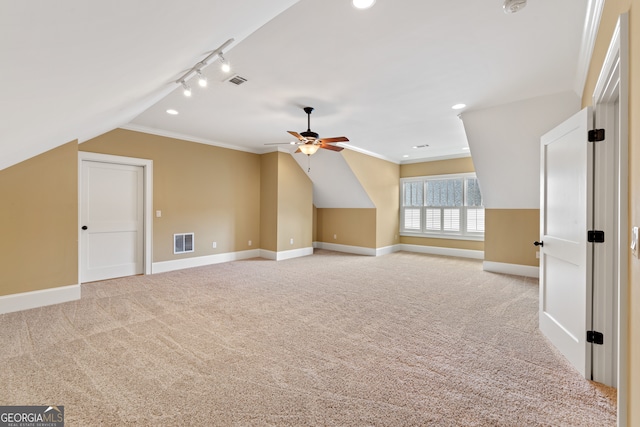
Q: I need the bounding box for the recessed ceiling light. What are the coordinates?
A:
[452,104,466,110]
[462,147,470,151]
[403,155,409,158]
[353,0,376,9]
[166,109,179,115]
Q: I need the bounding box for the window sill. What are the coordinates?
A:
[400,232,484,242]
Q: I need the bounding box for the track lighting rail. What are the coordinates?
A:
[174,38,235,86]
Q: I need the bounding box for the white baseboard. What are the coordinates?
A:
[152,249,261,274]
[483,261,539,278]
[260,247,314,261]
[314,242,377,256]
[400,244,484,260]
[376,244,401,256]
[0,284,81,315]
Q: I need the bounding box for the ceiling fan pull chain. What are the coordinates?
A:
[308,155,311,172]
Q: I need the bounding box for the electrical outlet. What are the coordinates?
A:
[290,238,294,245]
[536,251,540,259]
[212,242,217,249]
[156,210,162,218]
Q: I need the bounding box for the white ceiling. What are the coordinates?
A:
[1,0,590,170]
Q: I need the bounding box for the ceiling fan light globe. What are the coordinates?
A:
[299,144,320,155]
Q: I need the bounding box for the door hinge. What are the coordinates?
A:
[587,331,604,345]
[588,129,605,142]
[587,230,605,243]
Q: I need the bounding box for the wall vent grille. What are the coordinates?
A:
[174,233,194,254]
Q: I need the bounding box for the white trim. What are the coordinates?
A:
[574,0,605,96]
[483,261,539,278]
[78,152,153,281]
[592,12,628,426]
[152,249,261,274]
[260,247,314,261]
[314,242,377,256]
[0,284,81,315]
[120,124,261,154]
[400,152,471,164]
[400,244,484,260]
[338,143,397,163]
[376,245,401,256]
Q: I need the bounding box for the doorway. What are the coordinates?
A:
[592,13,629,425]
[78,152,153,282]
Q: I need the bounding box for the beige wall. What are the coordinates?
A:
[0,141,78,297]
[81,129,261,262]
[276,152,313,251]
[400,157,475,178]
[342,150,400,248]
[401,236,483,252]
[316,208,377,248]
[484,209,539,267]
[581,0,638,422]
[314,150,399,250]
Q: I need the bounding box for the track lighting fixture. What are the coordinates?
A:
[219,53,231,73]
[503,0,526,14]
[175,38,234,97]
[181,81,192,97]
[196,70,207,87]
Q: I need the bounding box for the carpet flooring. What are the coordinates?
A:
[0,250,616,426]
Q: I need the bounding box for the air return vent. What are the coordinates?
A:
[226,75,248,86]
[174,233,194,254]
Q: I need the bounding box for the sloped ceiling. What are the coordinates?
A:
[1,0,594,172]
[0,0,299,171]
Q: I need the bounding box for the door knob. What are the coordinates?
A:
[81,226,88,230]
[534,241,543,247]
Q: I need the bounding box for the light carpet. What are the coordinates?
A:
[0,250,616,426]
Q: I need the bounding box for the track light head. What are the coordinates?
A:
[196,70,207,87]
[503,0,527,13]
[219,53,231,73]
[181,81,192,97]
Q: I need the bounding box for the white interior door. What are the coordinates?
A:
[81,161,144,282]
[539,107,592,377]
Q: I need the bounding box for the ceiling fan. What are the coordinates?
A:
[266,107,349,155]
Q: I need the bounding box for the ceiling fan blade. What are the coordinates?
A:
[321,143,344,152]
[288,131,305,141]
[264,142,298,146]
[318,136,349,143]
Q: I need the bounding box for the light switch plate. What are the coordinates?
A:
[632,226,638,258]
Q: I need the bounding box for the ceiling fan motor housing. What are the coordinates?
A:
[301,130,319,141]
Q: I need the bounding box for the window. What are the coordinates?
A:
[400,173,484,239]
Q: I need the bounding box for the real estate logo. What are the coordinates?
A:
[0,406,64,427]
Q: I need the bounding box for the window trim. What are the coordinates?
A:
[400,172,484,241]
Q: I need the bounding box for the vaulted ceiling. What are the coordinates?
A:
[1,0,592,171]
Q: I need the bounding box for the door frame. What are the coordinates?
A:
[591,13,628,426]
[78,151,153,282]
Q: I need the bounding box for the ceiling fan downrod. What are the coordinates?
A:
[304,107,314,132]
